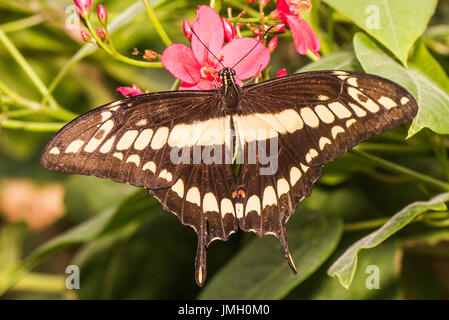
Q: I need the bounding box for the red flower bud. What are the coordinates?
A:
[270,23,286,34]
[276,68,287,78]
[96,27,106,40]
[74,0,91,17]
[252,28,262,36]
[183,19,193,40]
[80,30,91,42]
[267,37,278,53]
[97,4,108,25]
[222,18,236,42]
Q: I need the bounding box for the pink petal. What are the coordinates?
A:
[161,44,201,84]
[191,6,224,65]
[286,16,320,56]
[117,85,143,96]
[276,68,287,78]
[179,79,215,91]
[219,38,270,80]
[274,0,291,15]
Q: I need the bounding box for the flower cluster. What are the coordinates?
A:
[73,0,321,93]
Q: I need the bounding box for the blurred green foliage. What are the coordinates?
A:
[1,0,449,299]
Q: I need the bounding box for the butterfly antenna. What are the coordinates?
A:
[191,27,225,69]
[231,25,274,69]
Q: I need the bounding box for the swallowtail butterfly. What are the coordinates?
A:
[41,67,418,286]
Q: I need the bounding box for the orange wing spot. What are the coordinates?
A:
[238,190,246,198]
[232,191,237,198]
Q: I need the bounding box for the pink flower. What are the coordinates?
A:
[161,5,270,90]
[276,68,287,77]
[74,0,91,16]
[117,85,143,96]
[274,0,320,57]
[222,18,236,42]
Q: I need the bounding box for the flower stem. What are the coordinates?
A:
[351,149,449,192]
[0,14,46,33]
[142,0,172,47]
[0,29,60,109]
[0,119,65,132]
[84,18,163,68]
[170,79,181,91]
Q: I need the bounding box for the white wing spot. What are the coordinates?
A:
[245,195,261,216]
[65,140,84,153]
[401,97,410,105]
[347,78,358,87]
[290,167,302,186]
[116,130,139,150]
[203,193,219,213]
[186,187,201,206]
[142,161,156,173]
[348,87,380,113]
[113,152,123,160]
[158,169,173,182]
[346,119,357,128]
[331,126,345,139]
[328,102,352,119]
[378,96,397,109]
[171,179,184,198]
[315,105,335,124]
[100,136,115,153]
[220,198,235,218]
[134,129,154,150]
[100,111,112,122]
[126,154,140,166]
[262,186,277,209]
[236,203,244,219]
[276,178,290,196]
[318,95,330,101]
[84,119,114,153]
[135,119,148,127]
[300,107,319,128]
[151,127,169,150]
[305,148,318,163]
[319,137,332,150]
[49,147,60,155]
[348,102,367,117]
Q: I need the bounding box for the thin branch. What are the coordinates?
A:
[142,0,172,47]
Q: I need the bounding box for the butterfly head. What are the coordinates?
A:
[218,68,236,88]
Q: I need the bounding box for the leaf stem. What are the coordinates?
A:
[3,273,66,294]
[142,0,172,47]
[0,119,65,132]
[0,29,60,109]
[84,18,163,68]
[351,149,449,192]
[0,14,46,33]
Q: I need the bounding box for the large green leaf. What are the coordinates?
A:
[323,0,437,65]
[289,238,401,299]
[0,189,158,295]
[198,210,342,299]
[354,32,449,137]
[328,192,449,289]
[298,48,362,72]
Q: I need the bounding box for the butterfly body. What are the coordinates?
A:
[41,70,418,286]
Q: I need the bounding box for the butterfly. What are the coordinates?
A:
[41,67,418,286]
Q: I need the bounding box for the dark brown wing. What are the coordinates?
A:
[239,70,418,167]
[233,70,418,268]
[41,90,238,286]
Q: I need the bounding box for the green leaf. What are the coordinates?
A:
[354,32,449,137]
[298,48,362,72]
[0,189,158,295]
[198,210,342,299]
[328,192,449,289]
[289,239,401,299]
[322,0,437,65]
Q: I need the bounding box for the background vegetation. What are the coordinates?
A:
[1,0,449,299]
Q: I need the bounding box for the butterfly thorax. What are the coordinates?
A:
[219,68,240,114]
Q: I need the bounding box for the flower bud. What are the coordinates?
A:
[96,27,106,40]
[143,49,158,61]
[183,19,193,40]
[252,28,262,36]
[74,0,91,17]
[222,18,236,42]
[276,68,287,78]
[270,23,286,34]
[80,30,91,42]
[267,37,278,53]
[97,4,108,25]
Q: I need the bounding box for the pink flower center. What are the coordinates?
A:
[199,55,222,82]
[287,0,312,16]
